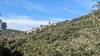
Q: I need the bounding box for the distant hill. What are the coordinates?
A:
[0,29,24,38]
[0,10,100,56]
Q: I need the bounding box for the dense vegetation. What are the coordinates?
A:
[0,10,100,56]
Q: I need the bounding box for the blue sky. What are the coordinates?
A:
[0,0,94,31]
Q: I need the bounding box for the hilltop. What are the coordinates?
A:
[0,10,100,56]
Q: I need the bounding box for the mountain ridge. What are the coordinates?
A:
[0,29,24,38]
[16,10,100,56]
[0,10,100,56]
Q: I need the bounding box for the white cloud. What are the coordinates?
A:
[50,18,66,22]
[0,15,65,31]
[3,18,49,25]
[0,15,50,31]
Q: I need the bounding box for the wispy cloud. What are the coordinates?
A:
[58,0,79,15]
[0,0,92,31]
[0,15,49,31]
[60,7,78,14]
[4,19,49,31]
[59,0,92,15]
[25,2,47,12]
[72,0,92,9]
[3,0,47,12]
[0,14,65,31]
[50,18,66,22]
[3,18,49,25]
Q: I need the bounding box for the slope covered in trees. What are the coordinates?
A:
[0,10,100,56]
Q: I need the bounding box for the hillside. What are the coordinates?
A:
[0,29,24,38]
[0,10,100,56]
